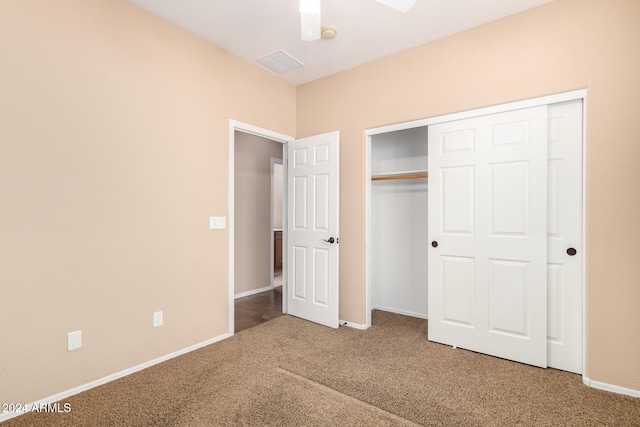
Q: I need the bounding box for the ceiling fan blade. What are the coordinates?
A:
[376,0,416,13]
[300,0,321,41]
[301,12,321,41]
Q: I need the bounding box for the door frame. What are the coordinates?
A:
[270,157,284,289]
[364,89,587,372]
[228,120,294,335]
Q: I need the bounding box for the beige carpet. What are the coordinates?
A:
[4,311,639,426]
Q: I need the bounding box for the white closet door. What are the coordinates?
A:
[428,106,548,368]
[287,131,340,329]
[547,100,583,373]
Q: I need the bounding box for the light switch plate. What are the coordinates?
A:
[209,216,226,230]
[68,330,82,351]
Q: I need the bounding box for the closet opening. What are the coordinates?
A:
[369,126,429,322]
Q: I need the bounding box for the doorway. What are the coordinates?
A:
[229,121,341,333]
[228,121,292,335]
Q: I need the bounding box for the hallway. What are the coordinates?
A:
[234,273,283,333]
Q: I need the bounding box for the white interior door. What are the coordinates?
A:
[287,131,340,328]
[428,106,548,367]
[547,100,583,373]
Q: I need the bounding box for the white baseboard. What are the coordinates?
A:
[0,333,231,424]
[373,305,428,320]
[234,285,273,299]
[583,376,640,398]
[339,319,369,330]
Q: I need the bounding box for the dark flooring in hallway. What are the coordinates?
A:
[234,277,283,333]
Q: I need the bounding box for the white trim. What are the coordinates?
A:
[228,123,235,336]
[0,333,230,423]
[281,146,289,315]
[364,128,372,329]
[230,120,292,143]
[339,320,369,330]
[364,89,587,370]
[228,120,293,336]
[582,376,640,398]
[372,305,428,320]
[235,285,274,300]
[365,90,588,137]
[270,158,283,290]
[581,95,589,379]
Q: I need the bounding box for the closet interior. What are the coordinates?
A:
[371,126,429,319]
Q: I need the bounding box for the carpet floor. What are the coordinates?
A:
[4,311,639,426]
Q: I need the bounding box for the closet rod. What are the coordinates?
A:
[371,172,428,181]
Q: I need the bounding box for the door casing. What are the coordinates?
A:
[271,157,284,289]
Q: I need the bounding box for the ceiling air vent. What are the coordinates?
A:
[257,50,304,74]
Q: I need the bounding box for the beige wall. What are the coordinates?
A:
[0,0,295,405]
[297,0,640,391]
[234,132,283,295]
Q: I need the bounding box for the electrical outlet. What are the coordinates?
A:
[67,330,82,351]
[153,311,163,327]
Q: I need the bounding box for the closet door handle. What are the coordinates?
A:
[431,241,438,248]
[567,247,577,256]
[323,237,335,244]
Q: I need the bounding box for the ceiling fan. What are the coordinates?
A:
[300,0,416,41]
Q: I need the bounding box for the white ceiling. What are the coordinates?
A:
[126,0,554,86]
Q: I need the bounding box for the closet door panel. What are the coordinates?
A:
[489,161,530,236]
[441,128,475,154]
[428,106,548,368]
[441,166,475,235]
[546,100,583,373]
[487,259,530,337]
[442,255,475,327]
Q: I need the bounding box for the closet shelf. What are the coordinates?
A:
[371,170,428,181]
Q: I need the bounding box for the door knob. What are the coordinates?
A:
[431,241,438,248]
[323,237,335,244]
[567,247,577,256]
